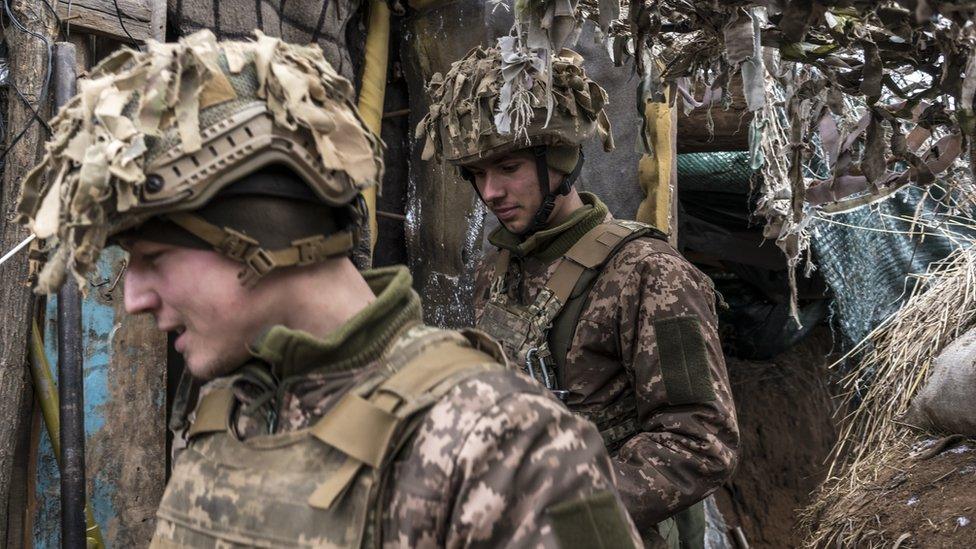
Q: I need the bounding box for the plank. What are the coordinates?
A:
[677,78,752,153]
[57,0,154,43]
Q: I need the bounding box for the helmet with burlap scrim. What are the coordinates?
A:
[16,30,383,294]
[416,40,613,166]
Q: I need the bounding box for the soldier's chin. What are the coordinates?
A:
[501,217,528,234]
[184,353,232,381]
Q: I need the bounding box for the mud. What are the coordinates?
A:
[714,328,839,548]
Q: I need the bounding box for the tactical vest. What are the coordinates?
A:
[150,329,502,548]
[476,220,704,549]
[478,219,664,408]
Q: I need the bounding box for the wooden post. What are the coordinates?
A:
[149,0,166,41]
[0,0,58,542]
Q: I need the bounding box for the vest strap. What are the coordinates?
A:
[307,457,363,510]
[186,388,235,438]
[310,393,399,468]
[563,221,642,269]
[308,337,498,510]
[543,221,649,303]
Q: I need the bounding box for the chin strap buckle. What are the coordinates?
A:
[239,248,277,287]
[218,228,261,262]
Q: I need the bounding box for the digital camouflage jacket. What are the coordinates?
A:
[155,266,642,548]
[473,194,740,535]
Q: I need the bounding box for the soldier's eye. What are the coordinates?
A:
[140,250,168,265]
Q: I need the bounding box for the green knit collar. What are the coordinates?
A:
[247,266,422,379]
[489,192,609,263]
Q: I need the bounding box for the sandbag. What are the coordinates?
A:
[906,326,976,436]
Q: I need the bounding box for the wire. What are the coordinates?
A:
[0,84,53,166]
[112,0,137,44]
[0,0,55,167]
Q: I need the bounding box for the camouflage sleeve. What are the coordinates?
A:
[470,251,496,323]
[384,370,641,548]
[613,246,739,530]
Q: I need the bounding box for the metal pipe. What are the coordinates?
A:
[29,320,105,548]
[53,41,87,549]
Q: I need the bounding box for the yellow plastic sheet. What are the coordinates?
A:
[637,87,677,246]
[357,0,391,250]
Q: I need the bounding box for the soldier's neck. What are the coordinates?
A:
[547,188,585,227]
[275,257,377,340]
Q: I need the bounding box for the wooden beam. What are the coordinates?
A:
[58,0,154,44]
[677,78,751,154]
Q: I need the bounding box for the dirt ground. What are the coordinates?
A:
[825,438,976,548]
[714,328,840,548]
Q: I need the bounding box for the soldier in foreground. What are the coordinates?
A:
[17,31,642,548]
[418,46,740,547]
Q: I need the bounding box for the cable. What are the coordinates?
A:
[112,0,137,44]
[0,0,55,166]
[3,0,53,103]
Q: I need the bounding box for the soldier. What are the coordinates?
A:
[17,31,643,548]
[417,45,740,547]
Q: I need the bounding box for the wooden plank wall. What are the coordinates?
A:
[34,249,166,547]
[0,1,169,546]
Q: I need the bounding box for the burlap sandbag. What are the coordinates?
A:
[906,326,976,436]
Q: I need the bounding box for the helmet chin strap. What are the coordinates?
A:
[459,146,585,238]
[520,146,584,237]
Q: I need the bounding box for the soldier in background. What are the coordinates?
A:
[418,45,739,548]
[17,31,641,548]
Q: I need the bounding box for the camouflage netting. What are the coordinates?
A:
[811,185,974,347]
[508,0,976,321]
[678,148,972,349]
[16,29,382,294]
[677,152,753,193]
[166,0,365,82]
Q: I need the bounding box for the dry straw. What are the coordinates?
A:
[802,194,976,547]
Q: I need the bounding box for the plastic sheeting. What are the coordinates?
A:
[676,150,967,351]
[810,186,967,348]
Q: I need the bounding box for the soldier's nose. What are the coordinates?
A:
[123,267,161,315]
[479,172,506,202]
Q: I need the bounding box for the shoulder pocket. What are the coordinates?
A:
[654,316,716,405]
[547,490,638,549]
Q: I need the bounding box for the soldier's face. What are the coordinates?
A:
[466,151,564,234]
[123,239,273,380]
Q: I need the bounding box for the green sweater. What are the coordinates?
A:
[248,265,422,379]
[488,192,609,264]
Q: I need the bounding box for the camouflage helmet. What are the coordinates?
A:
[16,30,383,294]
[416,40,613,166]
